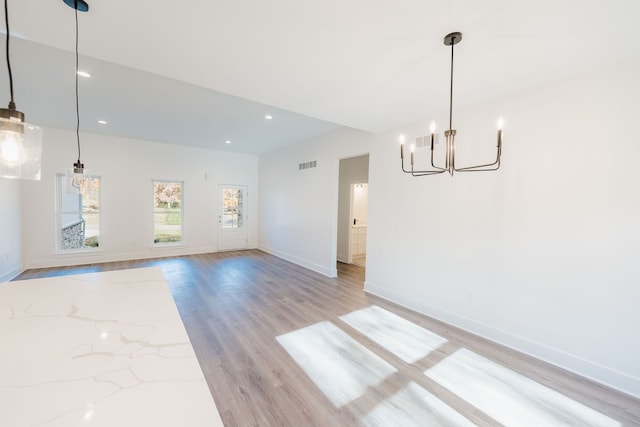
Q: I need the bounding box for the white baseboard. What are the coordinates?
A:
[364,280,640,400]
[24,246,221,270]
[259,245,337,278]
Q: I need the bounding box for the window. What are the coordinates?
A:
[153,180,183,244]
[57,174,100,251]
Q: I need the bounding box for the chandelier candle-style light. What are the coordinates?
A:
[64,0,92,193]
[399,32,504,177]
[0,0,43,180]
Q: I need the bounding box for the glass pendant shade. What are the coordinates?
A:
[1,0,44,181]
[65,161,92,194]
[0,115,43,180]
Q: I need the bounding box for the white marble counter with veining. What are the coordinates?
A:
[0,267,223,427]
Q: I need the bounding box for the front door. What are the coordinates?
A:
[218,185,248,251]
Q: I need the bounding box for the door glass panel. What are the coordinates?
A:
[222,188,243,229]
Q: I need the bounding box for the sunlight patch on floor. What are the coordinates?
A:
[340,305,447,363]
[362,381,475,427]
[278,307,621,426]
[425,348,621,427]
[276,321,397,407]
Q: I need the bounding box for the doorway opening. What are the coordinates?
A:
[350,183,368,267]
[337,154,369,282]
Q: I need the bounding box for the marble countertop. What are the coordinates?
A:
[0,267,223,427]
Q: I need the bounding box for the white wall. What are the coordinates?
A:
[337,155,369,263]
[259,128,372,276]
[22,127,259,268]
[258,59,640,398]
[0,178,23,281]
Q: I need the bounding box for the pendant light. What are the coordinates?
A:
[64,0,91,193]
[0,0,43,180]
[399,32,504,177]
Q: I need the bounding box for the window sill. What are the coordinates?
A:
[55,248,104,256]
[150,243,185,250]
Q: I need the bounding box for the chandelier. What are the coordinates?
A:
[399,32,504,177]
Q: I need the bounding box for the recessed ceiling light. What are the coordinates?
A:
[265,114,273,120]
[77,70,91,78]
[98,120,107,125]
[225,140,231,144]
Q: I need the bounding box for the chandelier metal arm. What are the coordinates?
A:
[412,170,446,176]
[454,155,500,172]
[400,157,445,176]
[454,135,502,172]
[455,160,500,172]
[429,137,446,171]
[400,142,446,175]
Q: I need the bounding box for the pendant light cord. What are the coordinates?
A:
[4,0,15,109]
[74,0,81,163]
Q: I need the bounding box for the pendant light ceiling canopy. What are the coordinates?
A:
[63,0,88,12]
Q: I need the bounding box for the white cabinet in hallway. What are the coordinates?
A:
[351,225,367,257]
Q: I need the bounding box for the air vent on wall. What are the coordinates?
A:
[415,134,439,148]
[299,160,317,170]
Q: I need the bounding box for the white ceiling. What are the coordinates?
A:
[2,0,640,154]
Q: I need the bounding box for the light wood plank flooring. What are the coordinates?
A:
[15,250,640,426]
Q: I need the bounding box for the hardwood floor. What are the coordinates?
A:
[14,250,640,426]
